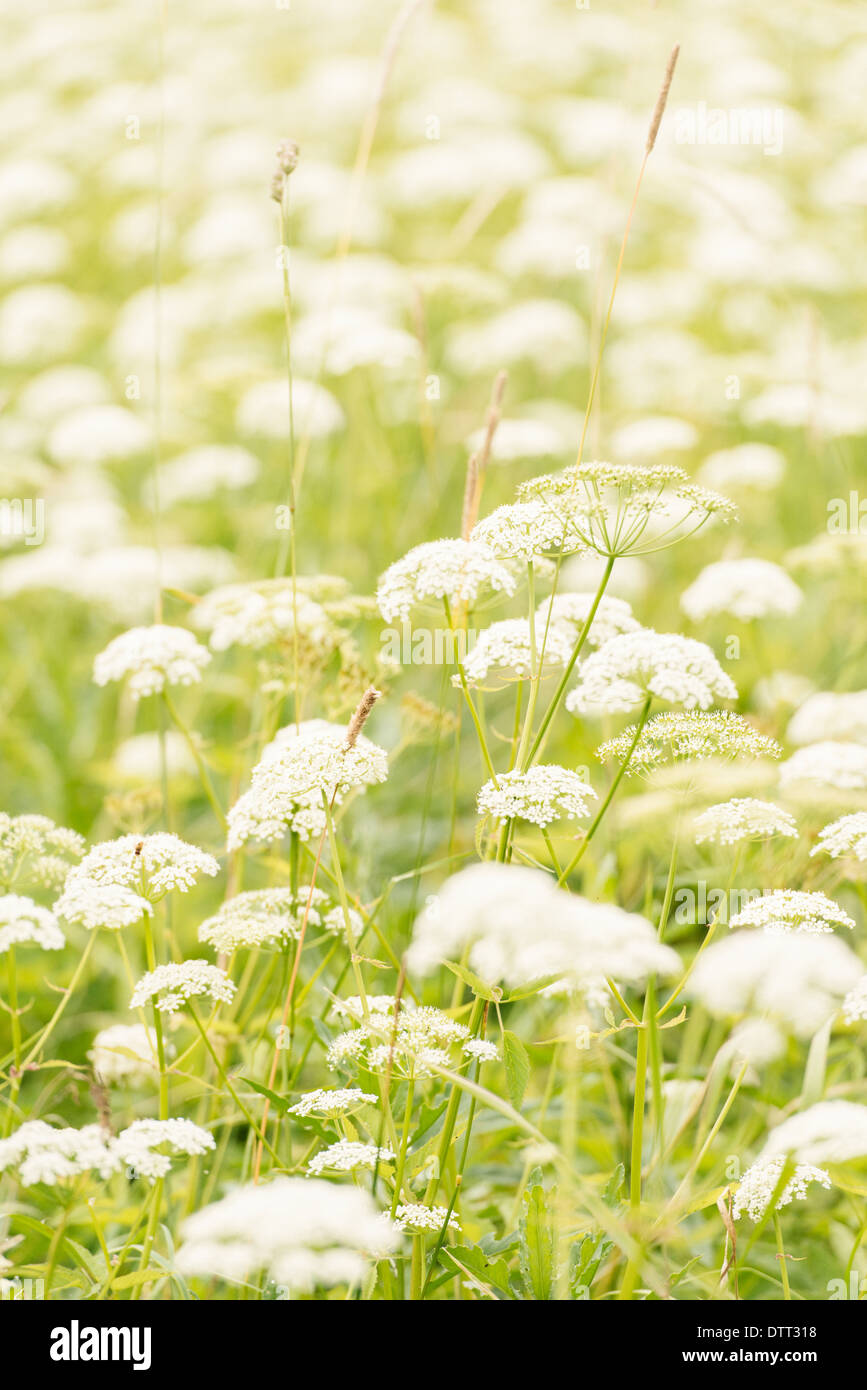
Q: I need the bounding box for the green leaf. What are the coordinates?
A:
[502,1030,530,1110]
[110,1268,165,1291]
[437,1244,513,1299]
[519,1183,555,1300]
[442,960,502,1002]
[241,1076,287,1110]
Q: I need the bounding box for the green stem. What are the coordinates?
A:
[774,1212,792,1300]
[162,690,227,830]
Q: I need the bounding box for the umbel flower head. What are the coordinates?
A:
[0,894,64,953]
[407,862,680,991]
[519,461,735,559]
[470,499,588,560]
[688,930,862,1037]
[93,624,211,699]
[456,618,573,689]
[729,889,854,935]
[89,1023,158,1084]
[130,960,235,1014]
[111,1118,215,1179]
[477,766,597,827]
[226,719,388,850]
[307,1140,395,1176]
[842,975,867,1024]
[0,1116,212,1186]
[394,1204,461,1234]
[760,1101,867,1165]
[732,1156,831,1223]
[597,710,783,774]
[812,812,867,862]
[566,630,737,716]
[327,1000,478,1080]
[193,578,343,655]
[175,1177,401,1291]
[198,887,361,953]
[0,813,84,891]
[681,558,803,623]
[787,691,867,746]
[779,742,867,793]
[692,798,798,846]
[376,538,515,622]
[287,1088,377,1119]
[55,833,219,929]
[536,591,641,648]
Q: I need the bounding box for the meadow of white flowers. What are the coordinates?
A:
[2,0,867,1306]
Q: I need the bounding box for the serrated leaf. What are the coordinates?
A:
[502,1030,530,1109]
[437,1243,513,1299]
[519,1183,555,1300]
[442,960,502,1002]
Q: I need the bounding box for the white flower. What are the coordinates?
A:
[287,1088,377,1119]
[327,1002,472,1080]
[193,580,339,654]
[462,1038,499,1063]
[457,618,573,689]
[760,1102,867,1165]
[842,976,867,1023]
[598,711,782,773]
[47,405,150,468]
[787,692,867,746]
[812,812,867,862]
[721,1019,786,1069]
[477,766,597,827]
[307,1141,395,1176]
[376,538,516,623]
[159,445,259,505]
[779,742,867,792]
[681,559,803,623]
[693,799,797,846]
[729,890,854,935]
[57,835,219,918]
[689,930,862,1037]
[130,960,235,1014]
[0,894,64,953]
[0,1121,117,1186]
[394,1204,461,1234]
[113,732,196,783]
[226,721,387,850]
[93,625,211,699]
[567,630,737,716]
[536,592,640,648]
[0,813,84,890]
[732,1156,831,1222]
[698,443,786,493]
[407,863,680,990]
[236,377,345,440]
[112,1118,215,1179]
[466,417,566,463]
[89,1024,158,1084]
[176,1177,400,1290]
[198,887,360,953]
[471,499,587,560]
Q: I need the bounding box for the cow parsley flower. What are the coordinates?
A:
[193,580,339,654]
[681,559,803,622]
[567,630,737,716]
[471,499,587,560]
[0,1121,117,1186]
[779,742,867,792]
[394,1204,461,1234]
[457,619,573,689]
[462,1038,499,1062]
[787,692,867,746]
[693,799,797,846]
[732,1156,831,1222]
[307,1141,395,1176]
[760,1102,867,1165]
[729,889,854,935]
[698,443,786,493]
[287,1088,377,1119]
[327,1002,472,1080]
[519,462,735,558]
[130,960,235,1014]
[813,812,867,862]
[376,538,515,622]
[598,711,782,773]
[0,895,64,953]
[477,766,597,827]
[0,813,84,891]
[198,887,361,952]
[536,592,640,648]
[93,624,211,699]
[57,834,219,930]
[407,863,680,990]
[842,976,867,1023]
[176,1177,400,1290]
[89,1024,158,1084]
[226,721,388,850]
[689,930,862,1037]
[113,1119,215,1180]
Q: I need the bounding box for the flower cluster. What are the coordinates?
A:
[287,1088,377,1119]
[536,591,640,647]
[0,894,64,953]
[598,711,782,773]
[0,1116,213,1185]
[89,1024,158,1084]
[457,618,573,688]
[307,1140,395,1176]
[198,887,361,953]
[729,889,854,935]
[477,765,597,827]
[681,559,803,622]
[567,630,737,716]
[130,960,236,1014]
[93,624,211,698]
[376,538,515,622]
[811,812,867,862]
[732,1156,831,1222]
[692,799,798,846]
[55,834,219,929]
[327,1000,480,1079]
[0,813,84,891]
[779,742,867,793]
